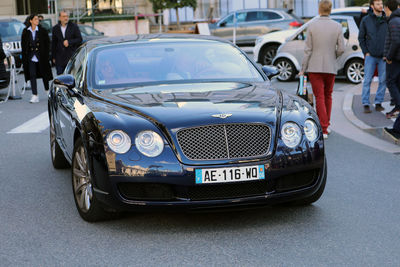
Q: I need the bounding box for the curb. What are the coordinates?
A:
[343,83,400,148]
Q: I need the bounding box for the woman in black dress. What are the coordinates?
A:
[21,14,53,103]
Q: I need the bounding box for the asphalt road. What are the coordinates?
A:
[1,74,400,266]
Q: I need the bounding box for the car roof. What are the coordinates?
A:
[84,34,232,51]
[331,7,368,13]
[229,8,289,13]
[0,19,21,23]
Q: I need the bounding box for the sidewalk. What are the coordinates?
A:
[341,81,400,152]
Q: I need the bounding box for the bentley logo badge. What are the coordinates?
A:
[211,113,232,119]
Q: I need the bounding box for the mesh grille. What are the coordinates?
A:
[177,124,271,160]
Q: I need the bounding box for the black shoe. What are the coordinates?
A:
[390,99,395,106]
[363,105,372,113]
[386,107,400,119]
[383,127,400,140]
[375,103,384,112]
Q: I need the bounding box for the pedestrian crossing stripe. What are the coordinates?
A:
[7,111,49,134]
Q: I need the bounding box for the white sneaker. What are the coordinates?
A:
[327,128,332,134]
[29,95,39,103]
[323,134,328,139]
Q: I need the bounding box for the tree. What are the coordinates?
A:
[149,0,167,14]
[165,0,197,29]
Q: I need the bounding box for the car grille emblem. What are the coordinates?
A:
[211,113,232,119]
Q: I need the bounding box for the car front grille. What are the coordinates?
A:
[176,123,271,160]
[3,41,21,53]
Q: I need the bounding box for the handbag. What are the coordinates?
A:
[296,75,313,106]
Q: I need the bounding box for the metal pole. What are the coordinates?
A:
[91,0,94,28]
[233,11,236,45]
[159,13,162,33]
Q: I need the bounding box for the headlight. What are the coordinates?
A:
[281,122,302,148]
[135,130,164,157]
[3,42,12,51]
[106,130,131,154]
[304,119,318,142]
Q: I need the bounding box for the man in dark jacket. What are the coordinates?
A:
[358,0,388,113]
[383,0,400,119]
[0,36,10,89]
[383,0,400,140]
[52,11,82,75]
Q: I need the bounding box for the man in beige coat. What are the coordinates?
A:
[299,0,345,139]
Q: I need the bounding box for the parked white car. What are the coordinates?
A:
[271,15,364,83]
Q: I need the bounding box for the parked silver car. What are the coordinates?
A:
[209,8,303,46]
[272,15,364,84]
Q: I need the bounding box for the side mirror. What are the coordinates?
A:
[101,32,104,35]
[54,74,77,96]
[262,65,280,80]
[219,21,226,27]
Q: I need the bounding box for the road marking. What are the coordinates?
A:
[7,111,49,134]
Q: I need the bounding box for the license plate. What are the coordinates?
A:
[195,165,265,184]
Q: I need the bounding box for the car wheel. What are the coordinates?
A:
[274,58,296,82]
[259,44,279,65]
[72,137,113,222]
[345,58,364,84]
[50,115,70,169]
[288,157,327,206]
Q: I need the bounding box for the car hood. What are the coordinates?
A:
[93,82,281,130]
[260,29,297,42]
[1,36,20,42]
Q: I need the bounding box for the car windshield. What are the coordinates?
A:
[0,21,25,38]
[92,41,264,89]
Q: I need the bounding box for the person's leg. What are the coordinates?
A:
[374,58,386,105]
[309,73,328,134]
[386,62,400,108]
[56,65,64,75]
[393,115,400,132]
[361,56,376,106]
[323,73,335,127]
[29,61,37,95]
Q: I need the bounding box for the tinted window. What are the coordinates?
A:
[260,11,282,20]
[333,19,350,37]
[92,41,264,88]
[245,12,258,22]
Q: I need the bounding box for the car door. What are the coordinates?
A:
[54,47,86,158]
[332,18,354,70]
[212,12,247,43]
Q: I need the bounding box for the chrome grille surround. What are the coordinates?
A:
[176,123,271,161]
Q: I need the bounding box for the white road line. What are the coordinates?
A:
[7,111,49,134]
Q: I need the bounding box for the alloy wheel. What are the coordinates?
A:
[261,47,277,65]
[347,61,364,84]
[50,117,56,160]
[72,145,93,212]
[276,60,293,81]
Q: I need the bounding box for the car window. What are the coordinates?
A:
[0,21,24,38]
[65,47,86,88]
[39,19,52,34]
[333,19,350,37]
[260,11,282,20]
[92,41,264,89]
[83,26,102,36]
[219,14,233,25]
[245,12,258,22]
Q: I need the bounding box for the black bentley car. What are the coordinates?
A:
[49,35,326,222]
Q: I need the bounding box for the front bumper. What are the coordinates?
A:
[93,154,326,212]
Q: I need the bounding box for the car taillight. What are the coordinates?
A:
[289,21,303,27]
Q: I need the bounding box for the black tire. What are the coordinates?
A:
[259,44,279,65]
[72,137,113,222]
[50,115,70,169]
[345,58,364,84]
[289,157,327,206]
[274,58,296,82]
